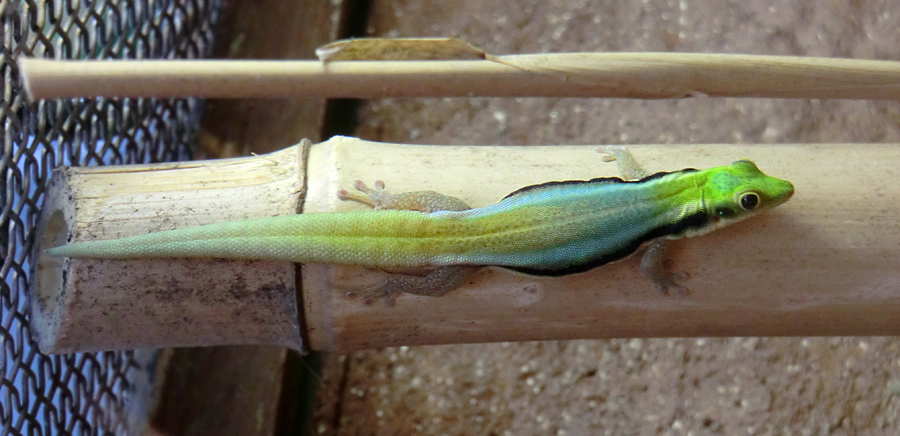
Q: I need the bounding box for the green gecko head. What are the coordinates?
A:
[688,160,794,237]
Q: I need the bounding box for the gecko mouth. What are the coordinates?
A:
[681,213,731,239]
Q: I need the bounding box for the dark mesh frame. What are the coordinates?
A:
[1,1,222,434]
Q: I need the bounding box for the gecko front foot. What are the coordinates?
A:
[640,239,690,296]
[596,146,652,180]
[596,145,626,163]
[647,270,690,296]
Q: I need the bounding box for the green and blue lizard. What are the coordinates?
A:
[46,148,794,304]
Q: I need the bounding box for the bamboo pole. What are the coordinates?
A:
[31,141,309,354]
[303,138,900,352]
[19,52,900,101]
[29,137,900,354]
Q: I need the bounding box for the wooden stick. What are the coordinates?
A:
[20,53,900,101]
[31,137,900,354]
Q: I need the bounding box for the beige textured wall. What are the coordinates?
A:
[313,1,900,434]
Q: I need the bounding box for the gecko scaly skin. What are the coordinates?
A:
[46,151,794,304]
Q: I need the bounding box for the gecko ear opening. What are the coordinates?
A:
[714,207,737,218]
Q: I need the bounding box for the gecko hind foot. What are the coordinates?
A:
[337,180,388,209]
[345,286,399,307]
[344,266,481,306]
[337,180,471,212]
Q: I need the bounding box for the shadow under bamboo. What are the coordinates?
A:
[19,52,900,101]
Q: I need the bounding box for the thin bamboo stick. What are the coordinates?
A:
[19,52,900,101]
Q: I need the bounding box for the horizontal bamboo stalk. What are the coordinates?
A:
[20,53,900,100]
[31,137,900,354]
[303,138,900,352]
[31,142,309,354]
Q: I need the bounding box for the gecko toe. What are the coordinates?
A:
[650,270,690,296]
[346,281,399,306]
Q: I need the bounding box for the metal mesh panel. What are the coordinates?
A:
[1,1,223,434]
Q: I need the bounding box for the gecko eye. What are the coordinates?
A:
[739,192,760,211]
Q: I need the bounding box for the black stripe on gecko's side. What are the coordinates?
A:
[504,210,710,277]
[501,168,699,200]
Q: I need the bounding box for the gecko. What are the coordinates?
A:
[45,148,794,305]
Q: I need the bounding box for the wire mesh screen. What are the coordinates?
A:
[1,1,223,434]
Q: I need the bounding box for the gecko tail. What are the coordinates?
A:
[42,209,440,268]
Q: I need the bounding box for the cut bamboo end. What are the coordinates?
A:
[30,143,309,354]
